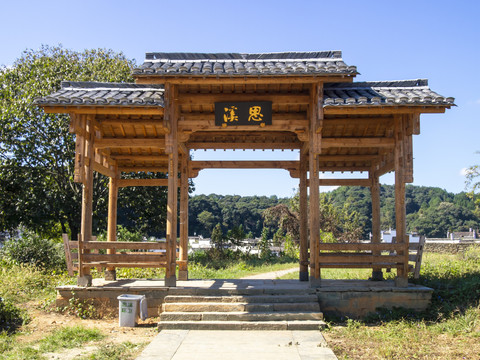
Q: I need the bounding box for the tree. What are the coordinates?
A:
[0,45,135,238]
[465,156,480,217]
[211,223,225,250]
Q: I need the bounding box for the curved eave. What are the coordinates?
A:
[40,105,165,116]
[323,104,453,115]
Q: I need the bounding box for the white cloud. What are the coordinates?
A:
[460,167,470,176]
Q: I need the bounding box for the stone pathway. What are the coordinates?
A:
[240,267,298,280]
[136,330,337,360]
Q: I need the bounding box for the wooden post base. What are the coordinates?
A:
[77,275,92,287]
[370,270,384,281]
[165,275,177,287]
[299,271,309,282]
[178,270,188,281]
[104,270,116,281]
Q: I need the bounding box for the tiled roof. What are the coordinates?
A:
[34,81,164,107]
[133,51,358,76]
[324,79,455,106]
[36,79,454,108]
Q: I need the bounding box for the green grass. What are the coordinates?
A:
[0,325,105,360]
[322,246,480,359]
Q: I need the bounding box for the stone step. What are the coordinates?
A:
[162,302,320,313]
[158,320,327,331]
[160,311,323,322]
[163,294,319,304]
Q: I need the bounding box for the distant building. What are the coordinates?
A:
[381,229,420,243]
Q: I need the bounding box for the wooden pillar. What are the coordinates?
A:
[78,115,94,287]
[299,152,308,281]
[309,83,323,287]
[394,115,408,287]
[105,165,119,281]
[165,83,178,287]
[178,153,189,281]
[370,170,383,281]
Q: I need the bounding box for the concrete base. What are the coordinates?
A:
[309,277,322,288]
[77,275,92,287]
[178,270,188,281]
[165,275,177,287]
[395,276,409,288]
[104,270,116,281]
[370,270,384,281]
[57,278,432,319]
[317,279,432,319]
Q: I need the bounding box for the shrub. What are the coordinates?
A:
[0,231,65,271]
[0,297,28,332]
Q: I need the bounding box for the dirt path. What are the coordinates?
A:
[240,267,298,279]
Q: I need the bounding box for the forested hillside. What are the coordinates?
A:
[190,185,480,239]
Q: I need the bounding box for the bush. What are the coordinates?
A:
[0,297,28,332]
[0,231,65,271]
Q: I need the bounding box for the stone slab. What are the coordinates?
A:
[136,330,337,360]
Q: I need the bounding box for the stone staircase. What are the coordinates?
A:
[159,290,326,330]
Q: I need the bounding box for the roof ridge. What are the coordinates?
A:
[144,51,343,62]
[60,81,164,89]
[324,79,429,88]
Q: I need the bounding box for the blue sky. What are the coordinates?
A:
[1,0,479,198]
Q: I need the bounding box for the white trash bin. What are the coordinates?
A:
[117,294,147,327]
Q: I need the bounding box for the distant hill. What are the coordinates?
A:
[189,185,480,239]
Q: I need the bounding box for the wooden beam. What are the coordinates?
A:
[179,121,308,133]
[79,116,94,282]
[394,114,408,285]
[42,106,164,116]
[165,82,178,286]
[94,138,166,149]
[323,117,393,127]
[309,82,322,283]
[178,93,310,106]
[179,155,189,278]
[189,160,299,170]
[110,154,169,161]
[92,161,116,178]
[187,142,301,150]
[306,178,371,187]
[135,75,355,86]
[181,113,307,122]
[107,168,119,273]
[320,166,371,172]
[117,178,170,187]
[321,137,394,148]
[318,154,378,162]
[120,166,168,173]
[99,119,165,127]
[299,150,308,281]
[370,170,382,278]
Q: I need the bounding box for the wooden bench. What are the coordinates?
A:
[62,234,180,276]
[316,236,425,279]
[385,235,425,279]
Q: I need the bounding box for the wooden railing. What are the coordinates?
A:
[62,234,178,276]
[316,237,425,279]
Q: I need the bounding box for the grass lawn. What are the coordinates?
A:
[1,248,479,359]
[281,250,480,360]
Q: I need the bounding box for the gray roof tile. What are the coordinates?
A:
[36,79,454,108]
[34,82,164,107]
[323,79,455,106]
[133,51,358,76]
